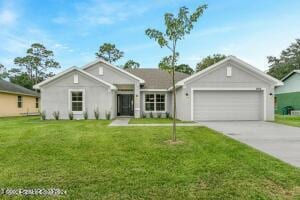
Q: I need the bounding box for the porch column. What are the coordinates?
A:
[134,83,140,118]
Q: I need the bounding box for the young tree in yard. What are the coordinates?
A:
[12,43,60,89]
[123,60,140,69]
[196,54,226,72]
[96,43,124,63]
[158,53,194,75]
[145,4,207,142]
[267,39,300,80]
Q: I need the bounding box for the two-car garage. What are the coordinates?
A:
[192,89,265,121]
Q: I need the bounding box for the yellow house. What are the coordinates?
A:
[0,79,40,117]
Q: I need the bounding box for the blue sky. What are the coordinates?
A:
[1,0,300,72]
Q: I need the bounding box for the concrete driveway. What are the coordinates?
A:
[198,121,300,168]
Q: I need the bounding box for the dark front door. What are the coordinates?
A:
[117,94,134,116]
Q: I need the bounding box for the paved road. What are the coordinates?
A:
[198,121,300,168]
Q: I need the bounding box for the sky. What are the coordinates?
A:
[0,0,300,73]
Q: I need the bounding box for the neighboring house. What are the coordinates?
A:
[0,79,40,117]
[275,70,300,114]
[34,56,282,121]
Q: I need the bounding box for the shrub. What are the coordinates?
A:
[53,111,59,120]
[94,108,100,120]
[157,113,161,118]
[166,112,170,119]
[68,112,74,120]
[142,112,146,118]
[84,111,88,120]
[105,111,111,120]
[150,112,153,118]
[41,111,46,120]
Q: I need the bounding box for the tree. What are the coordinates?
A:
[158,54,194,75]
[0,63,8,79]
[267,39,300,80]
[145,4,207,142]
[196,54,226,72]
[12,43,60,89]
[123,60,140,69]
[95,43,124,63]
[176,64,194,74]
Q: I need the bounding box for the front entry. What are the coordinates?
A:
[117,94,134,116]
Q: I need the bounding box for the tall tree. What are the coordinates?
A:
[196,54,226,72]
[12,43,60,88]
[145,4,207,142]
[123,60,140,69]
[267,39,300,80]
[95,43,124,63]
[0,63,8,79]
[158,54,194,75]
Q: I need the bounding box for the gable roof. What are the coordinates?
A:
[126,68,189,89]
[82,59,145,83]
[0,79,39,97]
[175,55,283,88]
[33,67,117,90]
[281,70,300,81]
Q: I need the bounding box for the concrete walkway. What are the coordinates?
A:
[109,118,200,127]
[199,121,300,168]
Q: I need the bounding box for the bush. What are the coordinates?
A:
[53,111,59,120]
[157,113,161,118]
[94,108,100,120]
[166,112,170,119]
[105,111,111,120]
[41,111,46,120]
[150,112,153,118]
[142,112,146,118]
[84,111,88,120]
[68,112,74,120]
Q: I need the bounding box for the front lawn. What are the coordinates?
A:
[0,117,299,199]
[129,118,191,124]
[275,114,300,127]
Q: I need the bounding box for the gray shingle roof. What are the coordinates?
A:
[0,79,40,97]
[126,68,190,89]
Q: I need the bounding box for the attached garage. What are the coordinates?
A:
[192,89,265,121]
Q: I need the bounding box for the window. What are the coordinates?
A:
[99,67,103,75]
[17,96,22,108]
[36,98,39,108]
[145,94,166,111]
[227,66,232,77]
[74,74,79,84]
[71,91,83,112]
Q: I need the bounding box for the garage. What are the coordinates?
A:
[193,90,264,121]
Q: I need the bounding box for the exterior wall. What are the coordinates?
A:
[84,62,141,118]
[275,92,300,114]
[176,60,275,121]
[0,92,39,117]
[40,70,114,119]
[140,91,171,117]
[276,73,300,94]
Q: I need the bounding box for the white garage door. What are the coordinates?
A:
[193,90,263,121]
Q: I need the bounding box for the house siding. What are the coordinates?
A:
[276,73,300,94]
[0,92,39,117]
[176,60,275,121]
[41,70,114,119]
[275,92,300,114]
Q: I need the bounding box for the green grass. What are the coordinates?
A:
[129,118,191,124]
[0,117,299,199]
[275,114,300,127]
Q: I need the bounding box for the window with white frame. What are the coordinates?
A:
[17,96,22,108]
[71,91,83,112]
[145,93,166,111]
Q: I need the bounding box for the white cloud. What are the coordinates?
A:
[0,9,16,25]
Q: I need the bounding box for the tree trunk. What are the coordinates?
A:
[172,45,176,142]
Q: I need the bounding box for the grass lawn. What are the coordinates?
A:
[275,114,300,127]
[129,118,191,124]
[0,117,299,199]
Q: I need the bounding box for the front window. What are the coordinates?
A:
[17,96,22,108]
[145,94,166,111]
[71,91,83,112]
[36,98,39,108]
